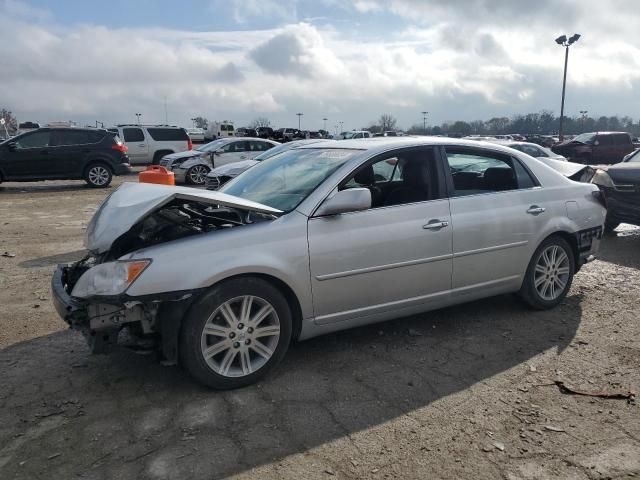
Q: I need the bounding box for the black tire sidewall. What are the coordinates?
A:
[520,236,575,310]
[179,277,292,389]
[84,163,112,188]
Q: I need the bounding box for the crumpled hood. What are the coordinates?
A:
[163,150,207,161]
[537,157,590,177]
[207,160,259,177]
[85,182,282,254]
[595,162,640,183]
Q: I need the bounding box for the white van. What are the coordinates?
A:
[205,121,235,141]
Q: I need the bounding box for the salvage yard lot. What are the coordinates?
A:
[1,178,639,479]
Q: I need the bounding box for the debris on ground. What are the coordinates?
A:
[544,425,566,432]
[1,252,16,258]
[555,381,636,403]
[407,328,423,337]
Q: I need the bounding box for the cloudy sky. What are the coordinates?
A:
[1,0,639,131]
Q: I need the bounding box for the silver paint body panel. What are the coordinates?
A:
[94,137,605,341]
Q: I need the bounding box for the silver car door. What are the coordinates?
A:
[444,146,547,296]
[308,146,453,325]
[122,127,148,164]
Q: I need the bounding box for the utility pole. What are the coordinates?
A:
[135,113,142,125]
[555,33,581,141]
[164,96,168,124]
[579,110,588,132]
[421,111,429,135]
[323,117,328,131]
[296,112,303,130]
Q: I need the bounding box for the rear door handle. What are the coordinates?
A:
[527,206,546,215]
[423,220,449,230]
[138,144,146,147]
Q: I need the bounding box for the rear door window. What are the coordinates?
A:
[445,148,537,196]
[146,128,188,141]
[123,128,145,142]
[52,130,104,146]
[613,134,630,145]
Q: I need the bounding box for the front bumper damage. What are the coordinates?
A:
[51,264,200,363]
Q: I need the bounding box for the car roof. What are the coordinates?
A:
[296,135,531,156]
[28,127,109,133]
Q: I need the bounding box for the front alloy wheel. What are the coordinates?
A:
[180,277,292,389]
[200,296,281,377]
[187,165,210,185]
[519,235,575,309]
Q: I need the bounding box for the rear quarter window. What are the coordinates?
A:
[147,128,189,141]
[614,134,631,145]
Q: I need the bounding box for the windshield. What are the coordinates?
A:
[572,133,596,144]
[220,148,358,212]
[195,138,230,152]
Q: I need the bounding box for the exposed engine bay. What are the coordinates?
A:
[106,200,276,260]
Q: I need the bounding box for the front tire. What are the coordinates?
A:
[180,277,292,389]
[186,164,210,185]
[518,236,575,310]
[84,163,112,188]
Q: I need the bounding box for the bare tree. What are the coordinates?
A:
[0,108,18,136]
[191,116,208,129]
[249,117,271,129]
[378,113,397,132]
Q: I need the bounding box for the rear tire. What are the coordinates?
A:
[180,277,292,389]
[84,163,112,188]
[518,235,575,310]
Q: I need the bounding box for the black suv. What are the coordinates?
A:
[256,126,274,139]
[0,128,131,187]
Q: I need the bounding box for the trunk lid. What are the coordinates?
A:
[86,182,282,254]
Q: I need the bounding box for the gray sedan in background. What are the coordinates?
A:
[205,138,331,190]
[52,137,606,389]
[160,137,279,185]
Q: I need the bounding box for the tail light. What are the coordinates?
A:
[111,144,128,153]
[187,138,193,150]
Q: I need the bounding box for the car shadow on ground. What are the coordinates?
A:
[0,293,583,479]
[597,225,640,269]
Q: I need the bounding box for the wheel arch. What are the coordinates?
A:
[534,230,580,272]
[153,149,174,164]
[83,158,114,176]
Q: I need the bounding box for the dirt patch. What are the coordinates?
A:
[0,179,638,479]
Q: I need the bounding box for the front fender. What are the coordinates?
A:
[123,211,314,319]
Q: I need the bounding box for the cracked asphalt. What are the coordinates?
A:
[1,177,638,479]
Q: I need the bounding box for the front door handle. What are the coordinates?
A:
[527,205,546,215]
[138,144,146,147]
[423,220,449,230]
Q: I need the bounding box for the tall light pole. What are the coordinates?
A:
[323,117,328,131]
[579,110,588,132]
[555,33,581,141]
[421,111,429,135]
[135,113,142,125]
[296,112,303,130]
[191,117,196,127]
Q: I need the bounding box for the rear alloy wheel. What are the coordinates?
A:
[180,278,292,389]
[85,164,112,188]
[186,165,210,185]
[519,236,575,309]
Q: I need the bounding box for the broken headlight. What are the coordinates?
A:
[71,260,151,298]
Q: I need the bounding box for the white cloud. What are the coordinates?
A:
[0,0,638,130]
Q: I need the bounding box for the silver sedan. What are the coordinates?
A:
[52,137,606,389]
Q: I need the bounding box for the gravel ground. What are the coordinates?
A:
[0,177,638,480]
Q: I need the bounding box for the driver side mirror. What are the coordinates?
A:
[314,188,371,217]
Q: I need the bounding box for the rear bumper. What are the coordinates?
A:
[576,226,603,269]
[113,163,133,176]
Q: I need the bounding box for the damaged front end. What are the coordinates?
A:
[51,182,282,362]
